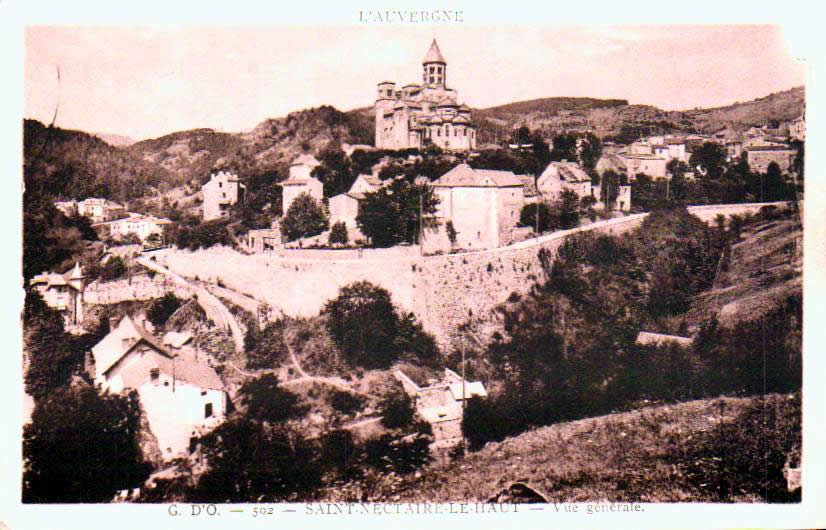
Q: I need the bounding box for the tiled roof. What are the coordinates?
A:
[433,164,524,188]
[542,161,591,183]
[290,153,321,167]
[156,356,224,391]
[281,175,322,186]
[423,39,446,63]
[436,97,459,107]
[92,316,173,376]
[30,263,84,289]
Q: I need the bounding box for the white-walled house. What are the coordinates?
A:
[431,164,524,250]
[77,198,127,224]
[108,214,173,242]
[282,154,324,214]
[29,262,85,326]
[90,316,227,460]
[202,171,245,221]
[537,160,593,201]
[329,174,384,228]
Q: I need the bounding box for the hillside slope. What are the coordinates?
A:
[685,208,802,330]
[23,119,172,202]
[372,393,800,503]
[130,105,374,184]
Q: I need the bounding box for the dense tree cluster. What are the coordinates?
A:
[356,179,439,247]
[280,193,329,242]
[322,282,438,369]
[146,292,184,328]
[23,386,151,502]
[462,207,800,449]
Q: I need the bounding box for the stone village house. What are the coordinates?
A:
[328,173,385,229]
[88,315,227,460]
[202,170,245,222]
[29,262,85,327]
[281,154,324,214]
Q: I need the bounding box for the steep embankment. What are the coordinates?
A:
[686,209,802,329]
[374,393,800,503]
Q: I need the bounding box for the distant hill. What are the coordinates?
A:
[684,86,805,133]
[23,119,172,202]
[93,132,136,147]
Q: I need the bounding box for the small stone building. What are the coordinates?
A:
[202,171,245,221]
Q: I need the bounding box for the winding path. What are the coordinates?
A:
[137,255,244,355]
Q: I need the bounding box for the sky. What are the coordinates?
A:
[24,25,805,141]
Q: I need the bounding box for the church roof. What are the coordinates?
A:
[458,103,471,111]
[436,96,459,107]
[423,39,446,64]
[433,164,524,188]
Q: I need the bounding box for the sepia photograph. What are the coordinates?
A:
[7,5,825,527]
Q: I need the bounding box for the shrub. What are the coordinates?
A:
[99,256,127,282]
[328,221,348,245]
[246,319,288,369]
[238,374,308,423]
[281,193,328,242]
[146,292,184,328]
[378,387,415,429]
[362,433,432,475]
[330,391,363,415]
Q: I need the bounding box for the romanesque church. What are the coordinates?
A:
[375,39,477,151]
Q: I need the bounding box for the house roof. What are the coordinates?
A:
[281,175,322,186]
[518,175,538,197]
[540,161,591,184]
[357,174,383,187]
[30,263,84,290]
[290,153,321,168]
[92,316,174,376]
[433,164,523,188]
[635,331,693,347]
[162,331,193,349]
[744,145,796,152]
[423,39,446,64]
[156,356,224,391]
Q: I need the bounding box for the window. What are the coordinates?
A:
[429,76,434,83]
[205,403,213,418]
[454,129,457,137]
[201,390,207,396]
[464,129,467,137]
[150,368,159,383]
[386,89,392,97]
[429,66,434,74]
[437,66,442,74]
[437,129,441,137]
[218,182,222,188]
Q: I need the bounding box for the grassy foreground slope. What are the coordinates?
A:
[380,394,800,503]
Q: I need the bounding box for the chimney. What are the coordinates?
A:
[561,159,568,163]
[108,315,120,332]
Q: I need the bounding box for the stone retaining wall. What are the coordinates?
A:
[161,202,790,350]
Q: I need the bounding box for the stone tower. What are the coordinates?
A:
[422,39,446,87]
[68,262,85,324]
[375,81,397,149]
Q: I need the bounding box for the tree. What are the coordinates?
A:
[146,292,183,328]
[379,387,415,429]
[238,374,308,423]
[519,202,553,233]
[578,133,603,170]
[193,419,321,502]
[356,179,439,248]
[246,319,288,369]
[690,141,728,177]
[280,193,328,242]
[446,220,458,247]
[600,170,621,210]
[554,189,582,229]
[24,290,81,401]
[314,142,355,198]
[23,386,151,502]
[328,221,349,246]
[322,282,401,368]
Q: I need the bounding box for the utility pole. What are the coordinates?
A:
[419,191,424,256]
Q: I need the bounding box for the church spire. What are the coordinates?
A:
[423,39,446,64]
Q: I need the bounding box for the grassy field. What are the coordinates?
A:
[376,393,800,503]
